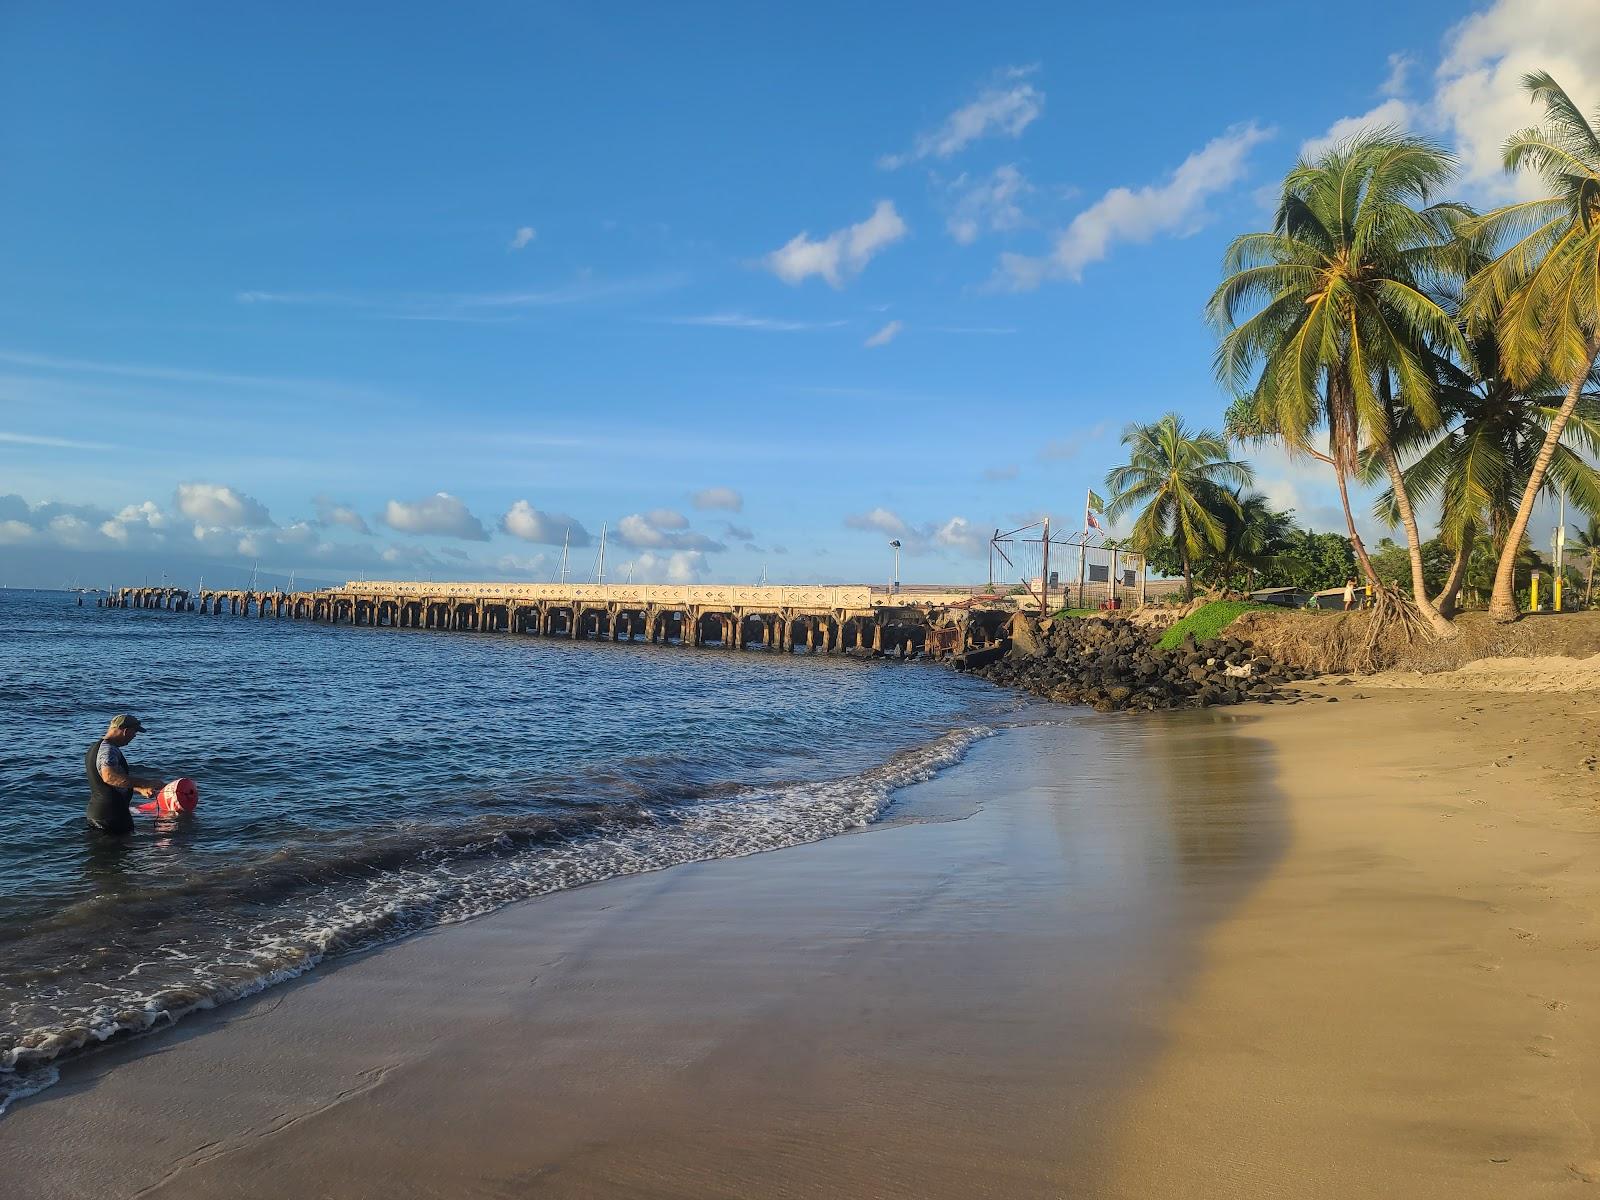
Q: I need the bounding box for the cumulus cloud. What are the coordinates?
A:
[997,123,1271,288]
[500,500,593,547]
[1297,1,1599,201]
[615,511,725,552]
[101,501,169,545]
[313,494,372,535]
[844,507,987,559]
[864,320,904,348]
[381,492,489,541]
[764,200,908,288]
[509,226,537,250]
[175,482,274,528]
[946,164,1031,244]
[691,487,743,512]
[844,507,909,537]
[624,550,709,584]
[880,67,1043,169]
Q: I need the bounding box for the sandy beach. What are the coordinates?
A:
[7,683,1600,1199]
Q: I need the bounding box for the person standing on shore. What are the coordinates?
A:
[86,715,162,835]
[1342,578,1357,611]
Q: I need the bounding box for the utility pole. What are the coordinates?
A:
[1555,490,1567,611]
[889,539,901,594]
[1040,516,1050,617]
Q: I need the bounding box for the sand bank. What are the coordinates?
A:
[7,684,1600,1198]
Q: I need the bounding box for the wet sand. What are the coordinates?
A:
[7,685,1600,1198]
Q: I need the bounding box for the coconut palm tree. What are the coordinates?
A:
[1203,490,1296,591]
[1573,516,1600,608]
[1210,131,1468,638]
[1369,326,1600,617]
[1464,72,1600,621]
[1104,414,1253,598]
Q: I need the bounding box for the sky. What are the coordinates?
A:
[2,0,1596,590]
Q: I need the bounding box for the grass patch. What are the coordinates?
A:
[1050,607,1101,619]
[1157,600,1278,650]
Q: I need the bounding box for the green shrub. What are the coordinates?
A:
[1156,600,1277,649]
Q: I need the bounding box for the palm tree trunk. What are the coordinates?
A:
[1331,463,1380,588]
[1379,442,1457,637]
[1587,550,1596,609]
[1489,338,1600,621]
[1432,541,1470,619]
[1182,557,1193,600]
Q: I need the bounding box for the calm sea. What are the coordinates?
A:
[0,588,1009,1111]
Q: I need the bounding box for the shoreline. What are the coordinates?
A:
[7,683,1600,1197]
[1,711,1284,1197]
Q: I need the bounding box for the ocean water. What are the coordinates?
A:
[0,589,1011,1111]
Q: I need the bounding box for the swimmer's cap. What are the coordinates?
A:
[109,714,146,732]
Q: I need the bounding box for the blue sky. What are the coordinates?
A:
[2,0,1592,588]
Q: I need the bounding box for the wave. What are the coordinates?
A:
[0,724,993,1114]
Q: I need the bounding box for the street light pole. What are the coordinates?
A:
[889,539,901,594]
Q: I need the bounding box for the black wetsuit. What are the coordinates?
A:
[85,739,135,834]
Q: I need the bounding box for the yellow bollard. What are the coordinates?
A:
[1531,573,1540,613]
[1555,576,1563,612]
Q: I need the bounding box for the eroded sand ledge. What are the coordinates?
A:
[8,683,1600,1198]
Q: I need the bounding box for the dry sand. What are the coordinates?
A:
[6,681,1600,1198]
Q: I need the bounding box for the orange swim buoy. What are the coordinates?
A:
[136,777,199,816]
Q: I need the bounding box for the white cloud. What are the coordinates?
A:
[313,494,371,535]
[997,123,1271,288]
[844,507,987,558]
[764,201,908,288]
[1433,0,1600,198]
[691,487,743,512]
[880,67,1044,169]
[509,226,537,250]
[101,501,168,545]
[1296,2,1599,201]
[864,320,904,348]
[1381,52,1414,98]
[0,519,33,544]
[174,482,274,528]
[381,492,489,541]
[1299,97,1413,159]
[645,508,688,531]
[664,313,846,332]
[500,500,592,546]
[844,507,910,537]
[615,511,725,552]
[624,550,709,584]
[946,164,1031,244]
[0,431,114,450]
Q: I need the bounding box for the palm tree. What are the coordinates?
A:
[1104,413,1253,598]
[1203,490,1296,591]
[1369,326,1600,617]
[1573,516,1600,608]
[1464,72,1600,621]
[1210,131,1468,638]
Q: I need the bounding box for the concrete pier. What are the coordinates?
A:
[107,582,1013,660]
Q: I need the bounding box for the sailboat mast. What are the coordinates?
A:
[596,524,607,585]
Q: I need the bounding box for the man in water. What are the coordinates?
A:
[86,714,162,834]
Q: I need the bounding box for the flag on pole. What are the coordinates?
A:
[1085,489,1106,531]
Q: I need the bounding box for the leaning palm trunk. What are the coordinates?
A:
[1331,465,1380,587]
[1433,541,1471,619]
[1378,442,1456,637]
[1587,551,1596,609]
[1489,339,1600,621]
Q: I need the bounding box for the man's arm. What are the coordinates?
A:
[99,756,162,796]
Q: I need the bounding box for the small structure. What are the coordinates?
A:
[1248,586,1310,608]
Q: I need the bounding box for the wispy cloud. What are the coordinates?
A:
[946,164,1031,244]
[236,273,688,319]
[864,320,904,348]
[509,225,537,250]
[662,313,846,332]
[0,431,114,451]
[996,122,1271,289]
[880,66,1044,169]
[764,201,908,288]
